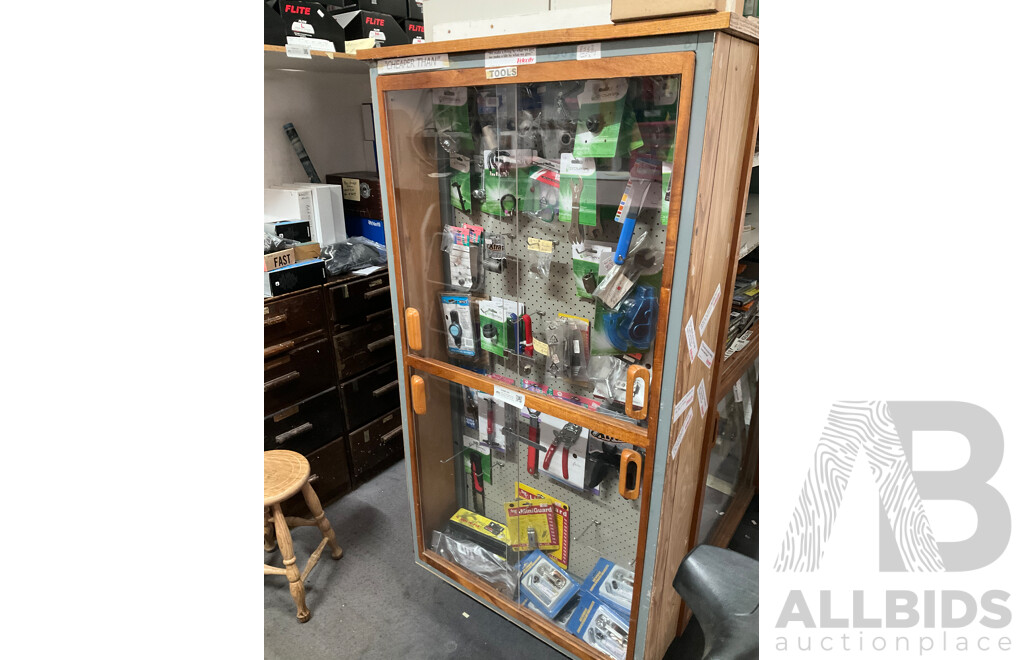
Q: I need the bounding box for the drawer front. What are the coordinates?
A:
[328,272,391,328]
[348,408,404,478]
[280,435,352,516]
[264,388,344,455]
[265,289,325,350]
[264,337,336,415]
[333,319,396,380]
[339,361,400,431]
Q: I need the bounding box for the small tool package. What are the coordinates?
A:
[582,558,635,619]
[566,590,631,660]
[473,391,515,454]
[571,241,615,298]
[504,499,560,552]
[442,225,484,292]
[519,550,580,619]
[572,79,643,159]
[440,293,479,358]
[515,482,570,569]
[520,591,581,630]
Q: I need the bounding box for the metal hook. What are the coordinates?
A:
[440,446,472,464]
[573,519,601,542]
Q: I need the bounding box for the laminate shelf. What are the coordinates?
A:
[738,192,758,260]
[264,44,370,74]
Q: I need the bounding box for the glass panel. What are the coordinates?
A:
[384,75,684,429]
[698,362,758,544]
[409,369,642,658]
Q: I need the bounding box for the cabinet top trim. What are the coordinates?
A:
[356,11,757,61]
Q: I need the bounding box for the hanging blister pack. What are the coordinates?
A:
[442,224,485,292]
[526,237,554,280]
[558,314,591,385]
[440,293,478,358]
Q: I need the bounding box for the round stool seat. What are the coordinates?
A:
[264,450,311,507]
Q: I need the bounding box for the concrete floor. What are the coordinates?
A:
[264,461,759,659]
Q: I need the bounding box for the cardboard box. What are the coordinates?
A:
[326,171,383,220]
[280,1,349,50]
[407,0,423,21]
[264,259,326,298]
[610,0,741,22]
[331,9,410,45]
[264,249,295,272]
[566,591,631,657]
[581,558,633,619]
[403,19,424,43]
[340,0,408,18]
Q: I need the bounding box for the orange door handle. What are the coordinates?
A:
[625,365,650,420]
[411,375,426,415]
[619,449,642,500]
[406,308,422,352]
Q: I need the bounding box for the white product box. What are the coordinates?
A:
[264,187,314,225]
[271,183,347,247]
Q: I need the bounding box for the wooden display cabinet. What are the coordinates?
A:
[359,12,758,659]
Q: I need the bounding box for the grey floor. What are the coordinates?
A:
[264,460,567,659]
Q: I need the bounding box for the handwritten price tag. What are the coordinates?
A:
[577,43,601,60]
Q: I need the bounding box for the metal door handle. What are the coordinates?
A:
[367,336,395,352]
[264,340,295,358]
[373,380,399,397]
[364,286,391,299]
[264,314,287,327]
[381,427,402,441]
[275,422,313,444]
[264,371,300,391]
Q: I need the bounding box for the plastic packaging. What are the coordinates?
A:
[431,530,518,598]
[320,236,387,276]
[264,231,301,254]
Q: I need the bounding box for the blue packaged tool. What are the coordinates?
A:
[581,558,634,619]
[566,591,630,660]
[601,284,658,352]
[518,550,579,619]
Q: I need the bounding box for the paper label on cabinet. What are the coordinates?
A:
[485,66,517,80]
[577,43,601,61]
[674,385,695,422]
[685,316,698,362]
[432,87,467,106]
[698,284,722,336]
[559,154,596,176]
[492,385,525,409]
[485,47,536,67]
[527,237,553,253]
[379,53,450,74]
[285,44,312,59]
[733,381,743,403]
[697,379,708,418]
[341,178,360,201]
[697,341,715,368]
[579,79,628,104]
[671,409,694,460]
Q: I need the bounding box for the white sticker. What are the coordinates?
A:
[671,409,694,460]
[559,153,596,176]
[432,87,467,106]
[577,43,601,61]
[485,66,518,80]
[632,377,645,408]
[673,385,694,423]
[285,44,312,59]
[733,381,743,403]
[697,341,715,368]
[684,316,698,363]
[697,379,708,418]
[698,284,722,336]
[485,47,536,67]
[578,79,629,104]
[379,53,450,74]
[493,385,525,409]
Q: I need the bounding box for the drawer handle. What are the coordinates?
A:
[367,335,395,352]
[373,380,399,397]
[264,314,287,327]
[264,340,295,358]
[264,371,301,391]
[366,308,391,321]
[275,422,313,444]
[363,286,391,300]
[381,427,402,441]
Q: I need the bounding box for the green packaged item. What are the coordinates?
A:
[478,299,508,357]
[558,155,597,227]
[573,79,644,159]
[464,448,491,484]
[661,161,672,226]
[432,87,472,154]
[481,167,537,218]
[571,242,615,299]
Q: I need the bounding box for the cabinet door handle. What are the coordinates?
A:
[381,427,402,442]
[264,340,295,358]
[366,308,391,321]
[405,308,422,351]
[367,335,395,352]
[619,448,642,500]
[411,375,426,415]
[364,286,391,299]
[264,371,300,391]
[275,422,312,444]
[373,380,399,397]
[625,365,651,420]
[264,314,287,327]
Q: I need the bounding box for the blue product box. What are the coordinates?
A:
[518,590,581,630]
[566,591,630,660]
[345,215,387,246]
[582,558,634,619]
[518,550,579,619]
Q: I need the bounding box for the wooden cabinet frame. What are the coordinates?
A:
[362,15,758,659]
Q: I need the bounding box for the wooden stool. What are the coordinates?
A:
[264,450,343,622]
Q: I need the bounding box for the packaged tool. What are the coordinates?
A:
[442,224,485,292]
[526,237,554,280]
[505,499,559,552]
[519,550,580,619]
[475,392,515,454]
[558,314,591,384]
[440,293,478,358]
[571,241,615,298]
[520,591,581,630]
[515,482,570,569]
[582,558,635,619]
[447,508,514,558]
[597,284,659,353]
[567,591,631,660]
[572,79,643,159]
[559,155,597,241]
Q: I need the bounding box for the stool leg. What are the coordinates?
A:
[272,503,310,622]
[301,482,343,560]
[264,507,276,552]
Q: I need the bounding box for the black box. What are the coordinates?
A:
[266,220,313,243]
[331,9,410,45]
[403,19,424,43]
[264,259,326,298]
[407,0,423,21]
[280,1,348,50]
[340,0,408,19]
[326,171,383,220]
[265,4,287,46]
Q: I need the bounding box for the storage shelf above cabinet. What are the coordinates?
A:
[716,322,758,402]
[264,45,369,74]
[738,192,758,260]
